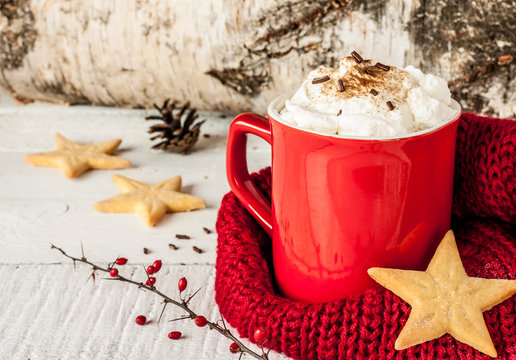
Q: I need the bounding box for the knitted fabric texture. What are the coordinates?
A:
[215,113,516,360]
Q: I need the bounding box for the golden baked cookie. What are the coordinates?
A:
[368,230,516,358]
[25,133,131,178]
[94,174,206,226]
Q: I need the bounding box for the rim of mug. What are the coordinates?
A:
[267,91,462,141]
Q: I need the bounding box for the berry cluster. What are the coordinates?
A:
[51,244,273,359]
[113,258,185,339]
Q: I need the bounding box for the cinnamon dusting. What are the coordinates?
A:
[316,58,409,107]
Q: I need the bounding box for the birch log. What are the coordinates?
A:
[0,0,515,117]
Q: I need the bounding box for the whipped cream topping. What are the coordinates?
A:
[279,56,457,137]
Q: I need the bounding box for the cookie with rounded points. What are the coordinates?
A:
[25,133,131,178]
[94,174,206,226]
[368,230,516,358]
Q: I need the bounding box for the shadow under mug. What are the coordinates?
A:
[226,93,462,302]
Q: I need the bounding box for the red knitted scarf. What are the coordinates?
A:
[215,113,515,360]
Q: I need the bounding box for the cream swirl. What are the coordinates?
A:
[280,57,457,137]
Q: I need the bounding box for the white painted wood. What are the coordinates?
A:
[0,264,290,360]
[0,91,271,264]
[0,91,282,359]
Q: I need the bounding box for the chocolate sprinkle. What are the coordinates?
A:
[370,89,379,96]
[337,109,342,116]
[375,62,390,71]
[203,227,212,234]
[351,51,363,63]
[176,234,191,240]
[312,75,330,84]
[168,243,178,250]
[192,246,203,254]
[337,79,345,92]
[364,66,376,76]
[143,247,150,254]
[387,101,395,111]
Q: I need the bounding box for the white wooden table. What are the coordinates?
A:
[0,91,289,359]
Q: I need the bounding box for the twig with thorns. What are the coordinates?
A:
[51,244,272,360]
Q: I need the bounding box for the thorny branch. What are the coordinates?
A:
[51,244,271,360]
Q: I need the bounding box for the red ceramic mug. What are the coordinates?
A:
[226,93,462,302]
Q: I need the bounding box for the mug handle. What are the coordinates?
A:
[226,113,272,237]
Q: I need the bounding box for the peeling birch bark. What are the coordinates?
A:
[0,0,514,117]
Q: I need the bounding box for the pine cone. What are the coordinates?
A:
[145,100,205,154]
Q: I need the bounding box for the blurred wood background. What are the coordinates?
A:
[0,0,514,117]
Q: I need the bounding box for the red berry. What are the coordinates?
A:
[194,315,207,327]
[146,265,155,275]
[152,260,162,272]
[254,327,267,344]
[109,268,119,277]
[168,331,181,340]
[115,257,128,265]
[229,342,240,353]
[178,277,187,292]
[145,277,156,286]
[135,315,146,325]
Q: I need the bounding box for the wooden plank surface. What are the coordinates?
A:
[0,91,280,359]
[0,264,289,360]
[0,91,270,264]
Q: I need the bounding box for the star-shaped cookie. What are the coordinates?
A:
[368,230,516,357]
[94,174,206,226]
[25,133,131,178]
